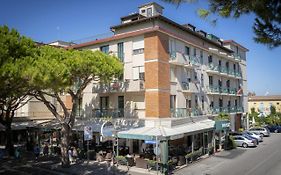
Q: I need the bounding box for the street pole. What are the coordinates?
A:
[156,136,158,175]
[87,140,89,164]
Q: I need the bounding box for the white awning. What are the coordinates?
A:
[118,119,215,141]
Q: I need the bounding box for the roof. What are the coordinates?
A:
[248,95,281,101]
[120,13,146,21]
[223,40,249,52]
[118,119,215,140]
[138,2,164,9]
[111,15,233,53]
[71,15,233,53]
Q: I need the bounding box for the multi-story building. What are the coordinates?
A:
[70,2,248,167]
[248,95,281,115]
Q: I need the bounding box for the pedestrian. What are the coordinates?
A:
[68,147,73,163]
[15,147,20,159]
[43,143,49,156]
[34,144,40,161]
[141,141,146,153]
[72,147,78,163]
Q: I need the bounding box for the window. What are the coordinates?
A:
[133,48,144,55]
[219,98,223,108]
[226,62,229,71]
[185,46,190,56]
[193,48,197,57]
[208,55,212,64]
[139,72,145,80]
[100,96,109,110]
[195,95,198,108]
[194,72,198,81]
[133,66,144,80]
[147,7,152,17]
[170,95,176,109]
[233,64,236,72]
[141,9,145,13]
[117,42,124,62]
[210,101,214,108]
[170,67,176,82]
[201,96,204,110]
[209,76,213,86]
[100,45,109,54]
[200,50,203,64]
[235,99,238,107]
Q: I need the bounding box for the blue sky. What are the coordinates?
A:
[1,0,281,95]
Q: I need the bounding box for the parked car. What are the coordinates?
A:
[243,131,263,142]
[248,127,270,137]
[232,135,257,148]
[229,132,259,145]
[265,125,281,133]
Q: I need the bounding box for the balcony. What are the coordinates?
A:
[207,86,241,96]
[208,48,240,62]
[93,109,124,118]
[92,80,145,93]
[206,64,242,79]
[209,106,244,115]
[170,108,200,118]
[169,52,199,68]
[181,82,198,93]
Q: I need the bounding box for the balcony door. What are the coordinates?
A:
[118,96,124,117]
[100,96,109,111]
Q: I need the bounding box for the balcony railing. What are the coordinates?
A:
[207,64,242,78]
[170,108,200,118]
[207,86,240,96]
[210,106,243,114]
[169,52,199,67]
[93,109,124,118]
[92,80,145,93]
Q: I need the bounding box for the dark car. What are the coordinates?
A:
[229,132,259,145]
[266,125,281,133]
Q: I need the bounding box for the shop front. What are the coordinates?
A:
[117,119,215,173]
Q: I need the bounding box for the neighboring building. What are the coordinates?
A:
[69,2,248,168]
[248,95,281,115]
[48,40,75,48]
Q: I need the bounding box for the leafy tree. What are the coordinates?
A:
[26,46,123,167]
[162,0,281,48]
[215,112,230,121]
[0,25,36,156]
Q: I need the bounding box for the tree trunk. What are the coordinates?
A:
[61,123,71,168]
[5,123,14,157]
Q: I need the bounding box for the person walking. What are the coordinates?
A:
[34,144,40,161]
[68,147,73,164]
[72,147,78,163]
[43,143,49,156]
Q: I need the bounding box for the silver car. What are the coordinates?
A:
[243,131,263,142]
[232,135,257,148]
[248,127,270,137]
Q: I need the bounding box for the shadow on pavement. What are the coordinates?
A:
[214,148,247,159]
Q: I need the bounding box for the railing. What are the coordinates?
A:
[93,109,124,118]
[210,106,243,114]
[233,54,242,61]
[207,86,239,95]
[92,80,145,93]
[207,64,242,78]
[182,82,190,90]
[169,52,199,67]
[170,108,200,118]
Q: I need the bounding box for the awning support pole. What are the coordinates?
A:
[160,140,168,175]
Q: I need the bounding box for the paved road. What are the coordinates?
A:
[175,133,281,175]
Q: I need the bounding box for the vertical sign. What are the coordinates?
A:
[84,126,93,141]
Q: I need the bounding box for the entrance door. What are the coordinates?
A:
[118,96,124,117]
